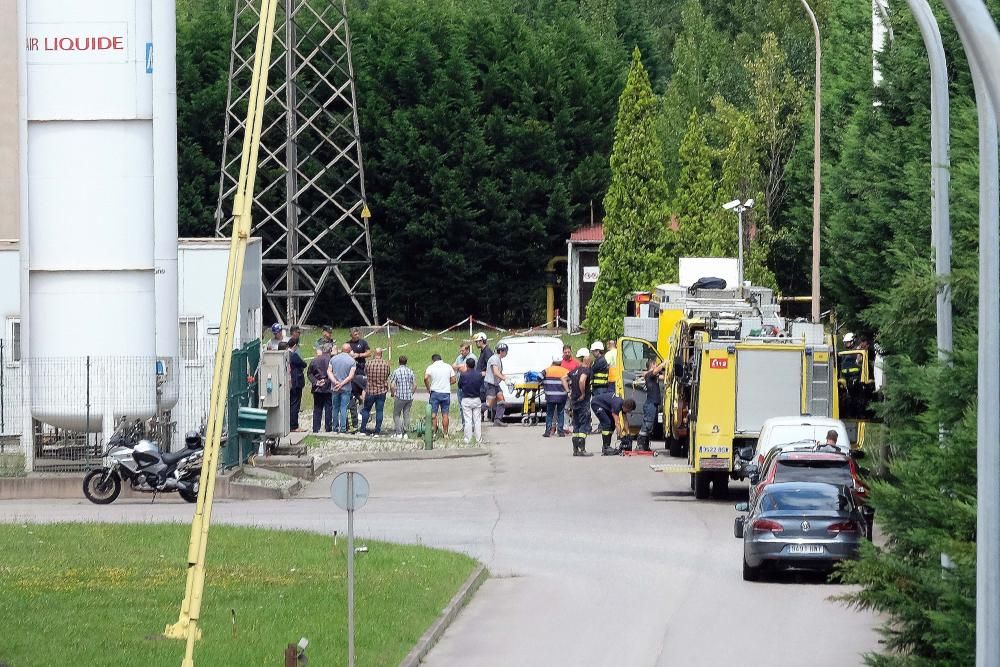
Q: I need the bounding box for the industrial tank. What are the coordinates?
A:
[19,0,178,432]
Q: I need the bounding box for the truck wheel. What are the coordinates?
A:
[694,473,711,499]
[669,436,686,457]
[712,474,729,500]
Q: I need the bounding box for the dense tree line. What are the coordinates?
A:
[827,2,998,664]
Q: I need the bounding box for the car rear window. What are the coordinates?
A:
[775,460,853,486]
[768,425,825,445]
[760,486,849,512]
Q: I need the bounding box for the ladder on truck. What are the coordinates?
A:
[805,352,833,417]
[650,461,694,474]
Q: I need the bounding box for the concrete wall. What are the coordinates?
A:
[0,0,19,240]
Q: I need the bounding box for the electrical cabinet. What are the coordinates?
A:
[259,350,290,439]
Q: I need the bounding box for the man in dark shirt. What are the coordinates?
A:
[638,358,667,451]
[288,340,307,431]
[307,343,334,432]
[473,332,494,412]
[590,341,612,396]
[569,350,594,457]
[347,327,371,431]
[591,393,636,456]
[458,358,486,444]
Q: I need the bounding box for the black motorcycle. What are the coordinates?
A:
[82,431,204,505]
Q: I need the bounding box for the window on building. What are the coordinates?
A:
[179,318,202,363]
[5,318,20,364]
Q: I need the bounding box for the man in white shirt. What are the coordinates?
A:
[424,353,456,437]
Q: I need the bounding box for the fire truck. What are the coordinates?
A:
[614,259,840,499]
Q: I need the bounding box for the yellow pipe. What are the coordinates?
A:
[545,255,567,326]
[165,2,280,666]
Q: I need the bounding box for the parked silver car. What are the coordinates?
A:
[734,481,866,581]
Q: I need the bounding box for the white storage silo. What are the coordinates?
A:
[19,0,178,433]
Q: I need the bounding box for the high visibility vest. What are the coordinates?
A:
[591,356,610,388]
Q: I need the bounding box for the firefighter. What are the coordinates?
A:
[637,357,668,451]
[591,392,636,456]
[569,349,594,457]
[590,341,612,396]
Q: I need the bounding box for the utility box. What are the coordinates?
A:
[259,350,290,439]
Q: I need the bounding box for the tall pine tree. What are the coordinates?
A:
[585,48,670,340]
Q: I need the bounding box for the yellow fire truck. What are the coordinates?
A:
[615,259,840,499]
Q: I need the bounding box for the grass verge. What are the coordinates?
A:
[0,523,477,666]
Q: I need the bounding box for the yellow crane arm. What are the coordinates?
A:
[162,2,280,666]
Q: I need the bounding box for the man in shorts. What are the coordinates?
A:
[424,353,456,437]
[484,343,509,427]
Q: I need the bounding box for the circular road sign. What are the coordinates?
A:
[331,471,370,511]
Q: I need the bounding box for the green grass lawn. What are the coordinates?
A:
[0,523,477,666]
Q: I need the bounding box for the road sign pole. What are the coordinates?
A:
[332,470,368,667]
[347,472,356,667]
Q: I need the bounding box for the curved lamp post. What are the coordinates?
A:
[799,0,822,323]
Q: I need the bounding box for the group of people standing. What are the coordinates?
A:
[539,339,667,458]
[272,325,664,455]
[284,326,417,438]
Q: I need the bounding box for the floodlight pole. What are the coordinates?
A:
[737,206,745,289]
[799,0,822,323]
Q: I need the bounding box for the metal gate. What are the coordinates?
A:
[222,339,261,468]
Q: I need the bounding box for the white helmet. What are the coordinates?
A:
[576,347,589,358]
[473,332,487,342]
[843,332,856,345]
[590,341,605,352]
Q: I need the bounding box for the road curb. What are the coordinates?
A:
[399,563,488,667]
[312,447,489,478]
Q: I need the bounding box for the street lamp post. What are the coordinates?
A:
[905,0,952,360]
[929,3,1000,665]
[799,0,822,323]
[723,198,755,288]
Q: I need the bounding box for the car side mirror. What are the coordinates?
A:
[850,449,866,460]
[735,502,749,512]
[734,517,744,539]
[738,446,754,461]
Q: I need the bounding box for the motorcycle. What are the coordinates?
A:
[82,431,204,505]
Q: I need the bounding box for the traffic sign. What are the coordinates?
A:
[331,471,370,511]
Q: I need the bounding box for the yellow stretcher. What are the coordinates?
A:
[513,381,541,425]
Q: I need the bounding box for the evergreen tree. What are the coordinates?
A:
[670,109,728,257]
[175,0,234,236]
[585,49,670,340]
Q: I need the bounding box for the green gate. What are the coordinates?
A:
[222,339,261,468]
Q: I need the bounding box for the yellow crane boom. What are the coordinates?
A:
[162,1,280,665]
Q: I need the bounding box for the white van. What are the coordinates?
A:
[493,335,564,411]
[751,416,851,465]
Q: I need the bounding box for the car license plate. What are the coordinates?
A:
[788,544,825,554]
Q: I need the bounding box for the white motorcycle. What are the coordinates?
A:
[82,431,204,504]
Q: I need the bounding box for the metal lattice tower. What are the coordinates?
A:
[215,0,377,326]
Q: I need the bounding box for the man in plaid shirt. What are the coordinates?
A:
[360,348,390,436]
[388,355,416,438]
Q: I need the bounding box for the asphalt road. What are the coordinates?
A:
[1,427,881,666]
